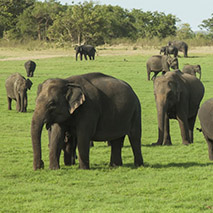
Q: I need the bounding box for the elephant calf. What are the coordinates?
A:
[182,64,201,80]
[146,55,179,80]
[5,73,33,112]
[24,60,36,77]
[198,98,213,160]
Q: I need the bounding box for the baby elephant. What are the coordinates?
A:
[198,98,213,160]
[5,73,33,112]
[24,60,36,77]
[146,55,179,80]
[182,64,201,80]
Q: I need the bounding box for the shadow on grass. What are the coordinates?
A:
[145,161,213,169]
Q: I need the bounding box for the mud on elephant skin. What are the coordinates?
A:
[31,72,143,170]
[198,98,213,160]
[5,73,33,112]
[75,45,96,61]
[153,70,204,146]
[146,55,179,80]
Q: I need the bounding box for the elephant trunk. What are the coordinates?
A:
[156,100,167,145]
[31,110,45,170]
[198,70,201,80]
[20,92,25,112]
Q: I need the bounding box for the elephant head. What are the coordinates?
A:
[31,78,85,170]
[153,72,181,144]
[167,56,179,70]
[195,65,201,80]
[15,77,32,112]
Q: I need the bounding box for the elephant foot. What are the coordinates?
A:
[110,162,123,167]
[34,159,44,170]
[151,142,162,146]
[134,157,144,167]
[49,163,60,170]
[182,141,190,145]
[163,140,172,146]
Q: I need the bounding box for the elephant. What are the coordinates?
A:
[198,98,213,160]
[152,70,204,146]
[168,41,188,57]
[24,60,36,77]
[31,72,143,170]
[160,45,178,57]
[182,64,201,80]
[5,73,33,112]
[48,124,77,168]
[146,55,179,80]
[75,45,96,61]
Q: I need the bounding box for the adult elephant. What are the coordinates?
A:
[146,55,179,80]
[153,70,204,146]
[182,64,201,80]
[31,72,143,170]
[24,60,36,77]
[168,41,188,57]
[160,45,178,57]
[198,98,213,160]
[75,45,96,61]
[5,73,33,112]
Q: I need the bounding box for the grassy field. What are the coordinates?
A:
[0,47,213,212]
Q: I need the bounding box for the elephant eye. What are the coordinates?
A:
[47,101,56,110]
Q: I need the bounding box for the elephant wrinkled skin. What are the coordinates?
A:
[198,98,213,160]
[31,72,143,170]
[153,70,204,146]
[5,73,33,112]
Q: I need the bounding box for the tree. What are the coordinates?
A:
[176,23,194,39]
[199,13,213,33]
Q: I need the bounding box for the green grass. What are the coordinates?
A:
[1,50,213,212]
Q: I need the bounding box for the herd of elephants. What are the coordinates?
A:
[4,41,213,170]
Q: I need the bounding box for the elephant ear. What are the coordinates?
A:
[168,80,182,102]
[26,78,33,90]
[66,83,85,114]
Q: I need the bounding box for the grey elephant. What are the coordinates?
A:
[153,70,204,146]
[75,45,96,61]
[160,45,178,57]
[168,41,188,57]
[5,73,33,112]
[198,98,213,160]
[31,72,143,170]
[146,55,179,80]
[48,124,77,168]
[24,60,36,77]
[182,64,201,80]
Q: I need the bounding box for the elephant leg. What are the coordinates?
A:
[7,97,12,110]
[110,136,124,167]
[163,116,172,145]
[205,136,213,160]
[177,114,190,145]
[128,128,143,166]
[64,135,77,166]
[90,141,94,147]
[89,55,91,60]
[188,115,197,143]
[80,53,83,60]
[151,72,159,80]
[84,54,87,60]
[49,124,65,169]
[16,95,21,112]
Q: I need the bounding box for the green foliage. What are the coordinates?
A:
[199,13,213,34]
[0,48,213,212]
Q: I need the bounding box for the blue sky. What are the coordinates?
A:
[57,0,213,31]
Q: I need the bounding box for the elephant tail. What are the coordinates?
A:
[196,127,202,132]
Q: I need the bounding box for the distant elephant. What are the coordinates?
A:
[160,45,178,57]
[75,45,96,61]
[24,60,36,77]
[168,41,188,57]
[198,98,213,160]
[182,64,201,80]
[153,70,204,146]
[5,73,33,112]
[146,55,179,80]
[31,72,143,170]
[48,124,77,168]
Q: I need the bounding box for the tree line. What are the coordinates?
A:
[0,0,213,46]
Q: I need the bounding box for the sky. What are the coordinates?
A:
[57,0,213,31]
